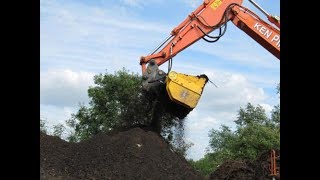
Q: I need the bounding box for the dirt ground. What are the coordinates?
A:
[40,127,203,180]
[208,160,255,180]
[40,126,279,180]
[208,150,280,180]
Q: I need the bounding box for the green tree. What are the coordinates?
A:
[208,125,236,153]
[53,124,66,138]
[215,103,279,157]
[40,118,47,134]
[276,83,280,94]
[67,130,79,143]
[66,68,153,140]
[271,83,280,125]
[271,104,280,125]
[66,68,191,156]
[210,86,280,159]
[191,84,280,176]
[235,103,269,126]
[189,154,217,176]
[192,104,280,176]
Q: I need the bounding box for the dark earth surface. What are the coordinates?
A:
[208,150,280,180]
[40,126,279,180]
[40,127,203,180]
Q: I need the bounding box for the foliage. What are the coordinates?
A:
[189,151,230,176]
[191,84,280,176]
[271,104,280,125]
[53,124,66,138]
[235,103,269,126]
[65,68,191,156]
[40,118,47,134]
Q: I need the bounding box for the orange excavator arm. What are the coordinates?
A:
[140,0,280,119]
[139,0,279,74]
[231,2,280,59]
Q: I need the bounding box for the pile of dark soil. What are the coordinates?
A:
[208,160,255,180]
[208,149,280,180]
[252,149,280,179]
[40,127,203,180]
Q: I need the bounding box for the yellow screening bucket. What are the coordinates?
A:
[165,71,208,109]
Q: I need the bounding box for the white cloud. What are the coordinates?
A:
[41,105,76,125]
[187,116,218,131]
[195,70,267,111]
[120,0,164,7]
[260,103,273,117]
[40,69,94,107]
[41,0,172,73]
[120,0,145,7]
[183,70,274,160]
[182,0,203,8]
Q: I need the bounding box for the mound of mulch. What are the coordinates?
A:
[208,150,280,180]
[40,127,203,180]
[208,160,255,180]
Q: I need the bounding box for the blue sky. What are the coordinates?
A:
[40,0,280,160]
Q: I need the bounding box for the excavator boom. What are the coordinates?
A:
[140,0,244,72]
[140,0,280,118]
[231,5,280,59]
